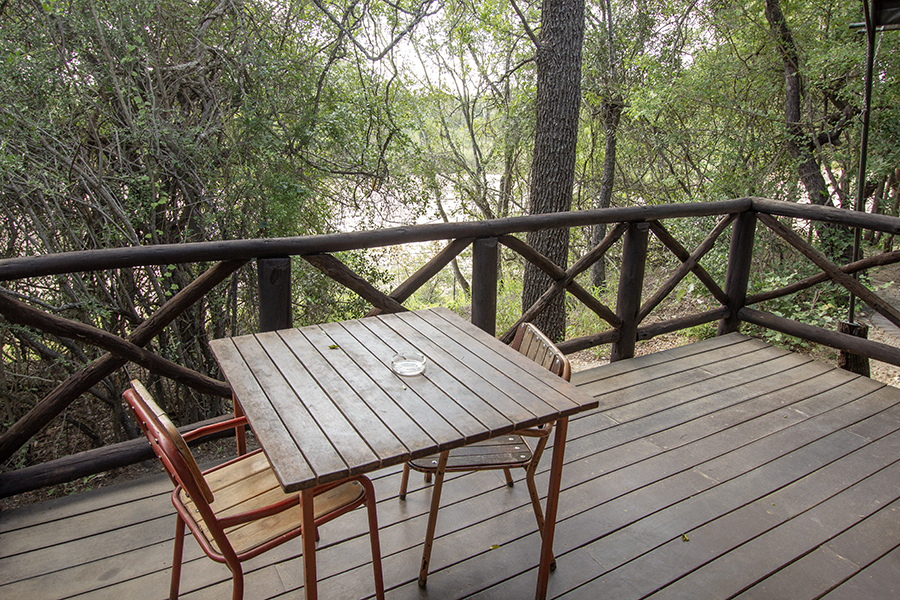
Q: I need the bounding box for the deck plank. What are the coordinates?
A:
[820,546,900,600]
[2,333,900,600]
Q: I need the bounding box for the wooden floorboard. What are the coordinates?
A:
[2,333,900,599]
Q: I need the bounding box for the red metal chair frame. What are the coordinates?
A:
[123,380,385,600]
[398,322,571,587]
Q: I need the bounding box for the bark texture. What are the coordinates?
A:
[522,0,585,341]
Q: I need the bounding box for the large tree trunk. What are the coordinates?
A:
[522,0,585,342]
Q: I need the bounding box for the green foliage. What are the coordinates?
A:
[748,255,850,351]
[293,249,395,326]
[5,0,900,475]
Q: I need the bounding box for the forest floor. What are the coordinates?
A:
[4,263,900,512]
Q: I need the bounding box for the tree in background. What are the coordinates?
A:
[763,0,858,260]
[402,0,535,295]
[521,0,585,341]
[586,0,623,290]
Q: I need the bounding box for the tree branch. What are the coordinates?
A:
[310,0,439,61]
[510,0,540,48]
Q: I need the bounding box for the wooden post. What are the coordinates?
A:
[718,211,757,335]
[257,257,292,332]
[838,321,871,377]
[471,237,499,335]
[611,222,649,361]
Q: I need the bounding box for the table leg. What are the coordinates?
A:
[300,489,318,600]
[536,416,568,600]
[232,393,247,456]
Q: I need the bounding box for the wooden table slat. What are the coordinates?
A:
[420,308,591,416]
[270,329,386,475]
[359,316,513,439]
[230,334,357,485]
[298,324,437,464]
[207,339,317,489]
[381,312,552,428]
[331,319,478,453]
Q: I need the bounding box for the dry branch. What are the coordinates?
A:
[0,260,245,464]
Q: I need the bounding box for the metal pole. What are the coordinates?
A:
[849,0,877,323]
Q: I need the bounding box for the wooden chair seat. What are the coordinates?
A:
[408,434,535,473]
[177,450,365,556]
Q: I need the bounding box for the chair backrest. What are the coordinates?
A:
[510,322,571,382]
[123,380,215,505]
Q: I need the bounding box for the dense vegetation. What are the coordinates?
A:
[2,0,898,470]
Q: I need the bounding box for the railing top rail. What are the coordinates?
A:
[6,197,900,283]
[751,198,900,234]
[0,199,751,282]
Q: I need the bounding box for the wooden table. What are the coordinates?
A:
[209,307,599,599]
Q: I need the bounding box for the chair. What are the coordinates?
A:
[398,322,571,587]
[123,380,385,600]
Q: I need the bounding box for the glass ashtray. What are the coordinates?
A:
[391,351,426,376]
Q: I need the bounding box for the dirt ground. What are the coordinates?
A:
[856,262,900,387]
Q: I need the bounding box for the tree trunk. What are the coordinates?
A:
[764,0,828,206]
[591,99,622,289]
[764,0,851,262]
[522,0,585,342]
[590,0,621,290]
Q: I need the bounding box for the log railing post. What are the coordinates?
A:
[718,210,757,335]
[471,237,499,335]
[611,222,650,362]
[258,257,292,332]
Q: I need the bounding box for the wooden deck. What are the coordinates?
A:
[3,332,900,599]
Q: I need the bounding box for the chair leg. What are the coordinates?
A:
[231,568,245,600]
[503,467,514,487]
[399,463,411,500]
[361,478,386,600]
[170,516,186,600]
[419,450,449,588]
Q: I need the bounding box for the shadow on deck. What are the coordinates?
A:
[3,333,900,599]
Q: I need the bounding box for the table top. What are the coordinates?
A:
[209,307,599,492]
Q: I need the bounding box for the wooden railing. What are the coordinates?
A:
[3,197,900,498]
